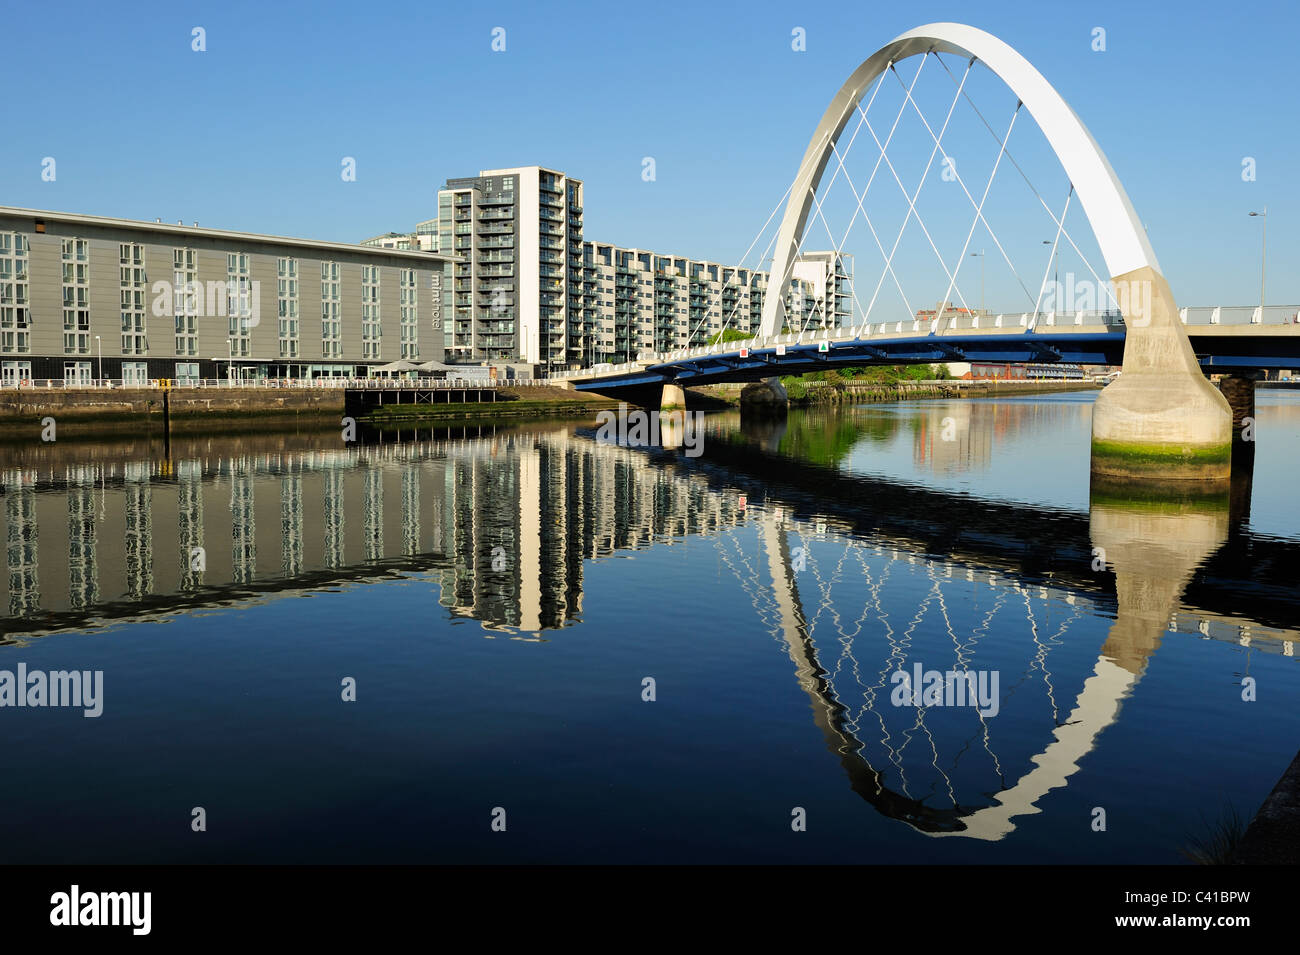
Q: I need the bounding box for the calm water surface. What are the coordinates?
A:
[2,389,1298,863]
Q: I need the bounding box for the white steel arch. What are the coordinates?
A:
[759,22,1160,337]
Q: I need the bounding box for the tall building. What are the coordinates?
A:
[790,251,854,329]
[354,162,855,369]
[0,206,453,384]
[436,166,585,369]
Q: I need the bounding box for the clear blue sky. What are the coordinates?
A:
[1,0,1294,309]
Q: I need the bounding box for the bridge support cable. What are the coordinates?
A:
[827,140,909,327]
[788,72,895,332]
[1031,186,1075,331]
[890,61,1036,316]
[800,55,930,330]
[685,179,796,349]
[930,52,1120,314]
[863,57,979,324]
[934,102,1023,328]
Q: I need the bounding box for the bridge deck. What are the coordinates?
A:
[558,311,1300,392]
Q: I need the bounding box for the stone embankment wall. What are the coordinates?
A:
[0,387,345,438]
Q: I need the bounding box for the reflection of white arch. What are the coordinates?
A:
[760,22,1159,337]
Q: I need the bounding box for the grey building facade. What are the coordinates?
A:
[0,207,454,385]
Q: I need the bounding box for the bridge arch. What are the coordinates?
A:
[759,22,1159,337]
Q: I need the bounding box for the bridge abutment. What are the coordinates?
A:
[739,377,789,419]
[1217,373,1258,438]
[1090,266,1232,485]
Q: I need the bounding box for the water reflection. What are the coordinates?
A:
[1,409,1297,847]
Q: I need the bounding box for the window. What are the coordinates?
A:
[174,362,199,386]
[122,361,149,385]
[321,262,341,359]
[62,238,91,354]
[120,242,147,355]
[362,264,381,360]
[277,258,299,358]
[399,268,418,359]
[173,248,199,356]
[0,232,30,354]
[1,360,32,386]
[63,361,92,386]
[227,250,253,358]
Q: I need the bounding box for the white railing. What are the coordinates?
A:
[551,304,1300,381]
[0,376,551,391]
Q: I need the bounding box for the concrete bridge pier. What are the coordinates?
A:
[1217,373,1260,527]
[1217,373,1259,439]
[739,377,789,419]
[1090,266,1232,486]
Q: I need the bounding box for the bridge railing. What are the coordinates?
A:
[0,376,552,391]
[549,305,1300,380]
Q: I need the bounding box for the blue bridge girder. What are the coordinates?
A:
[562,324,1300,394]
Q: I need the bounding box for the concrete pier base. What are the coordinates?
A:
[661,382,686,412]
[1217,373,1258,438]
[739,377,788,418]
[1090,266,1231,485]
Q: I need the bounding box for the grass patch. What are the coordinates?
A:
[1180,803,1246,865]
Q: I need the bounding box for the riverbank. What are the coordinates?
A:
[0,384,622,440]
[0,379,1100,439]
[693,378,1101,406]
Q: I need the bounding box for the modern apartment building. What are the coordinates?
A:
[435,166,585,369]
[577,244,852,364]
[0,207,453,385]
[790,250,854,329]
[353,162,857,370]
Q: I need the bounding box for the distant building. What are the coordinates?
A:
[959,362,1086,381]
[790,251,853,329]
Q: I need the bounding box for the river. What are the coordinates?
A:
[1,389,1297,863]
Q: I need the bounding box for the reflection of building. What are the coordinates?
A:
[0,433,744,638]
[912,404,994,473]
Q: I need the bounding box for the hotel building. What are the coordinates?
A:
[0,206,454,385]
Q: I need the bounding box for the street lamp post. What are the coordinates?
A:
[1249,209,1267,315]
[969,249,985,315]
[226,338,233,386]
[94,335,101,387]
[1041,240,1061,310]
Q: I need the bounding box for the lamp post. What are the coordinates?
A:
[1249,209,1267,315]
[969,249,985,315]
[1042,240,1060,310]
[226,338,233,386]
[94,335,101,387]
